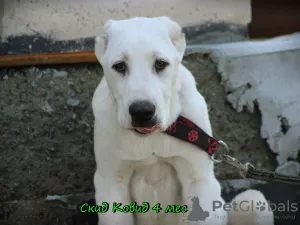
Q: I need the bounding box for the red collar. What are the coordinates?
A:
[163,115,220,156]
[135,115,220,156]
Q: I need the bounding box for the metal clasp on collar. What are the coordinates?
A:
[211,141,254,178]
[211,140,229,163]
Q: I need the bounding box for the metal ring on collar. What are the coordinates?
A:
[211,140,230,163]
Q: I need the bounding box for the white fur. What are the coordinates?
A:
[228,190,274,225]
[92,16,274,225]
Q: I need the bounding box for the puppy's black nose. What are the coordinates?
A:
[129,101,156,123]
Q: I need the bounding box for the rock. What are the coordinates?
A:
[67,98,80,107]
[43,68,53,77]
[46,195,68,203]
[256,161,262,168]
[85,128,91,133]
[36,73,43,80]
[221,179,251,194]
[41,69,68,78]
[41,101,53,113]
[53,69,68,78]
[275,161,300,177]
[28,67,36,75]
[31,80,37,88]
[3,75,8,80]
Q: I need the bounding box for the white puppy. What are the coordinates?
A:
[92,16,274,225]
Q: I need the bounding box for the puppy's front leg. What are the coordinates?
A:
[182,179,227,225]
[94,162,134,225]
[169,153,228,225]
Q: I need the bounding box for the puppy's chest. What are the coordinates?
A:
[116,132,190,160]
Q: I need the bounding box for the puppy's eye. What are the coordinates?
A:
[154,60,169,72]
[112,62,127,74]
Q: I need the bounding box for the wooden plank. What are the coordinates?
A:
[249,0,300,38]
[0,51,98,68]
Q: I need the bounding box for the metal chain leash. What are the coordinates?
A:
[211,141,300,185]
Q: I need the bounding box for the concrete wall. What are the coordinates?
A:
[1,0,251,41]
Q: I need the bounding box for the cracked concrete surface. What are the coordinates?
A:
[186,33,300,168]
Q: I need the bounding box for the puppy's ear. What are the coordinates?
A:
[161,16,186,57]
[94,20,115,62]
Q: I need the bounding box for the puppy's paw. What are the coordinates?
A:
[228,190,274,225]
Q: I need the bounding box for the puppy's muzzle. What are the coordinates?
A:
[129,100,157,127]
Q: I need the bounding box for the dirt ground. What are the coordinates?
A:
[0,54,277,225]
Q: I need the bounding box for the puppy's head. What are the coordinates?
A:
[95,17,186,133]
